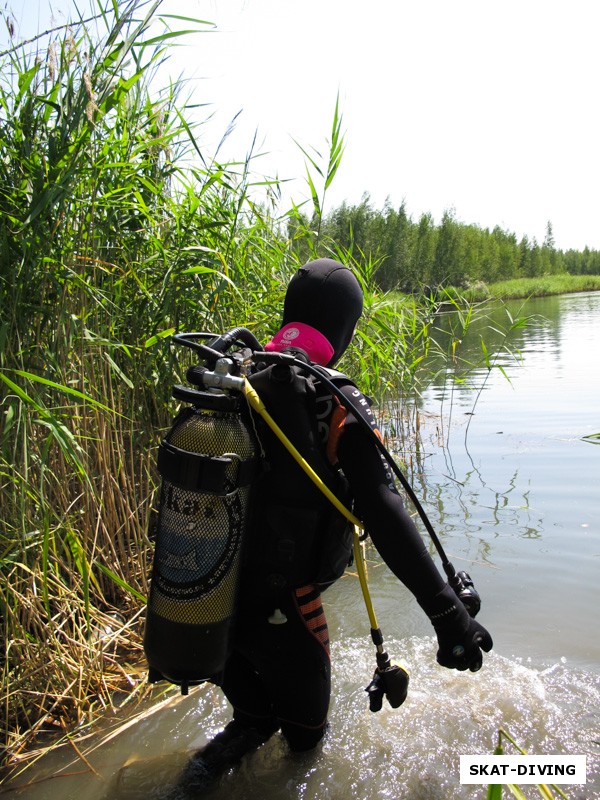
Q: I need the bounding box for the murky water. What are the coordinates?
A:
[4,632,597,799]
[4,293,599,798]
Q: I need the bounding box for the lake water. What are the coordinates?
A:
[4,293,599,799]
[414,291,599,673]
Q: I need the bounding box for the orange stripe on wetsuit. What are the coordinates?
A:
[325,392,383,465]
[325,396,347,465]
[294,584,330,655]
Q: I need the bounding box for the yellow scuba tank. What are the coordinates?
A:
[144,332,260,695]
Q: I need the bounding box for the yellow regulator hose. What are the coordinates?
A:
[242,378,379,629]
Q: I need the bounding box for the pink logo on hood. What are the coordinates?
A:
[264,321,334,366]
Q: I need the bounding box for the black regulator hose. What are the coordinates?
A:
[310,362,459,582]
[172,329,263,365]
[172,332,225,362]
[308,360,482,615]
[208,327,263,354]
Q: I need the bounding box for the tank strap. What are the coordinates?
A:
[158,440,259,495]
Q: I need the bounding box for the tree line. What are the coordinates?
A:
[290,195,600,292]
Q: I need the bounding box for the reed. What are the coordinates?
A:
[0,1,437,770]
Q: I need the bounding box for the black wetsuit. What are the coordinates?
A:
[187,259,491,772]
[219,376,446,751]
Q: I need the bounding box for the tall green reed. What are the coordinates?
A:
[286,94,435,400]
[0,0,437,770]
[0,0,238,763]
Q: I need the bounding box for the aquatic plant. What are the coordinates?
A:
[458,274,600,302]
[582,432,600,444]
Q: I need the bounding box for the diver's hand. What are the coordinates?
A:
[429,585,493,672]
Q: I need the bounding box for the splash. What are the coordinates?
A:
[4,640,598,800]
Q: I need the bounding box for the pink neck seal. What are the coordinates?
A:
[264,321,334,366]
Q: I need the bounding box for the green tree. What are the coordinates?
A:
[374,200,417,291]
[493,227,519,280]
[432,209,463,286]
[413,212,437,287]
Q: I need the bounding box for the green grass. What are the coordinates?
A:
[487,728,570,800]
[458,274,600,302]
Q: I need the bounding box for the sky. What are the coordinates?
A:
[3,0,600,251]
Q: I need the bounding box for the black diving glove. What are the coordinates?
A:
[428,584,493,672]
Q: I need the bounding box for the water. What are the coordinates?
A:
[4,293,599,799]
[414,292,600,673]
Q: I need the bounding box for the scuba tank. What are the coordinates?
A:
[144,330,261,694]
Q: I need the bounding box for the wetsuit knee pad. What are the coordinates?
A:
[232,708,280,739]
[281,721,327,752]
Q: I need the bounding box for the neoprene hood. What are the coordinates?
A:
[281,259,364,367]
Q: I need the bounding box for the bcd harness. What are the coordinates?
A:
[243,356,356,596]
[154,349,355,597]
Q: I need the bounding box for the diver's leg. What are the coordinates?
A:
[206,586,332,754]
[271,585,332,752]
[181,584,332,793]
[220,651,281,737]
[179,653,278,792]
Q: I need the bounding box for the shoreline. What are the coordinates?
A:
[452,274,600,302]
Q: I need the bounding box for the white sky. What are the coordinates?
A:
[3,0,600,251]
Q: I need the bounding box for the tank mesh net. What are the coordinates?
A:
[149,409,255,625]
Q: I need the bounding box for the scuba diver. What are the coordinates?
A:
[162,258,493,791]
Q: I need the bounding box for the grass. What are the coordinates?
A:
[486,728,570,800]
[456,274,600,302]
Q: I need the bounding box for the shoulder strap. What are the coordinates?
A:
[313,364,379,438]
[313,365,356,388]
